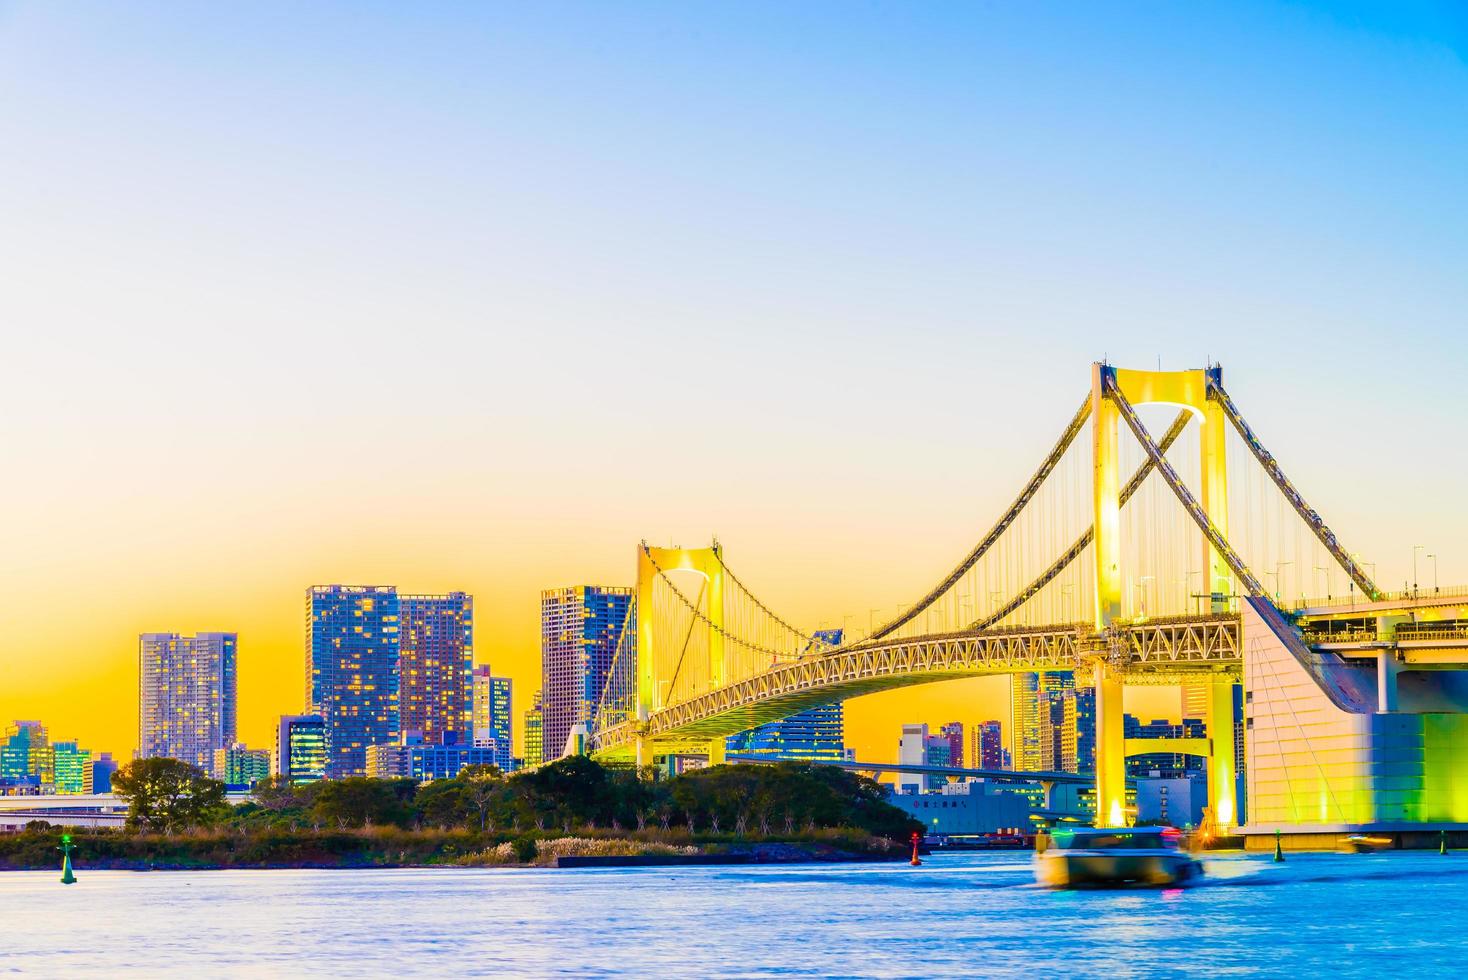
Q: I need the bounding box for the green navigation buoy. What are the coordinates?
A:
[1273,828,1284,862]
[59,833,77,884]
[1441,830,1449,856]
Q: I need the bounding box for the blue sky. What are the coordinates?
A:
[1,2,1465,756]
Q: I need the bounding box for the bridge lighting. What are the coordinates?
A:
[1428,553,1439,594]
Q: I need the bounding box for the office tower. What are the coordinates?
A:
[974,720,1004,770]
[91,752,119,794]
[307,586,401,778]
[522,692,543,766]
[897,723,952,792]
[726,629,845,761]
[274,714,328,785]
[472,665,514,769]
[1012,671,1076,772]
[399,593,474,745]
[540,586,634,761]
[1,721,51,786]
[51,741,90,795]
[214,744,271,788]
[939,722,964,768]
[138,632,238,771]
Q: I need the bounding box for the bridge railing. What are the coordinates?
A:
[1291,584,1468,611]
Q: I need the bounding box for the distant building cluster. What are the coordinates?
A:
[0,720,115,796]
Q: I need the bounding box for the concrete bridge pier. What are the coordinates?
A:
[1208,676,1238,829]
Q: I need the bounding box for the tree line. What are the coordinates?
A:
[110,756,919,841]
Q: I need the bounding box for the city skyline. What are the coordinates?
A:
[3,3,1466,770]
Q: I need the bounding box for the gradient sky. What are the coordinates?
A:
[2,2,1466,766]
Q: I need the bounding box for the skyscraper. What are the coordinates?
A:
[471,665,514,770]
[306,586,400,778]
[1012,671,1076,772]
[726,629,846,761]
[939,722,964,768]
[399,593,474,745]
[274,714,327,785]
[540,586,634,761]
[522,691,543,767]
[138,632,237,771]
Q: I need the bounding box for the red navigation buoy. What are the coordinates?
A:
[910,831,923,866]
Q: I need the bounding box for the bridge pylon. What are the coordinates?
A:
[1091,363,1234,827]
[636,542,726,761]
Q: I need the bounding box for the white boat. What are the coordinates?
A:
[1034,827,1203,888]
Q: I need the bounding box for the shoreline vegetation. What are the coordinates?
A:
[0,756,919,871]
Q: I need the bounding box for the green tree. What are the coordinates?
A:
[309,777,417,828]
[251,774,306,812]
[112,758,229,833]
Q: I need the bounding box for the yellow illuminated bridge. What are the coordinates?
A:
[585,364,1468,839]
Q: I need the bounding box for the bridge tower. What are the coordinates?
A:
[635,544,725,767]
[1091,363,1237,829]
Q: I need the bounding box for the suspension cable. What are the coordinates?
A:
[868,394,1093,641]
[1108,379,1267,597]
[1208,379,1382,600]
[974,408,1194,629]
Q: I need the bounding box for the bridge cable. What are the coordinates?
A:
[1107,380,1269,598]
[867,394,1093,642]
[973,408,1195,630]
[1208,380,1383,601]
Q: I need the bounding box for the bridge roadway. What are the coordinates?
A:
[594,614,1242,759]
[596,588,1468,761]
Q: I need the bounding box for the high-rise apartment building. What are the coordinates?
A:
[274,714,327,785]
[306,586,401,778]
[214,744,271,788]
[51,741,91,794]
[540,586,634,761]
[939,722,964,768]
[522,692,543,767]
[471,666,514,770]
[399,593,474,745]
[138,632,238,771]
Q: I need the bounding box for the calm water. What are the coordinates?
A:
[5,852,1468,977]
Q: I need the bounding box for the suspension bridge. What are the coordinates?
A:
[585,364,1468,843]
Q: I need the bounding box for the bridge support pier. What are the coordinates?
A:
[1208,677,1238,829]
[1093,663,1127,827]
[635,735,649,769]
[707,740,726,767]
[1376,653,1399,713]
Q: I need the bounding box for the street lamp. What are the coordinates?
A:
[1414,545,1424,596]
[1314,565,1332,601]
[1274,561,1293,604]
[1428,553,1440,594]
